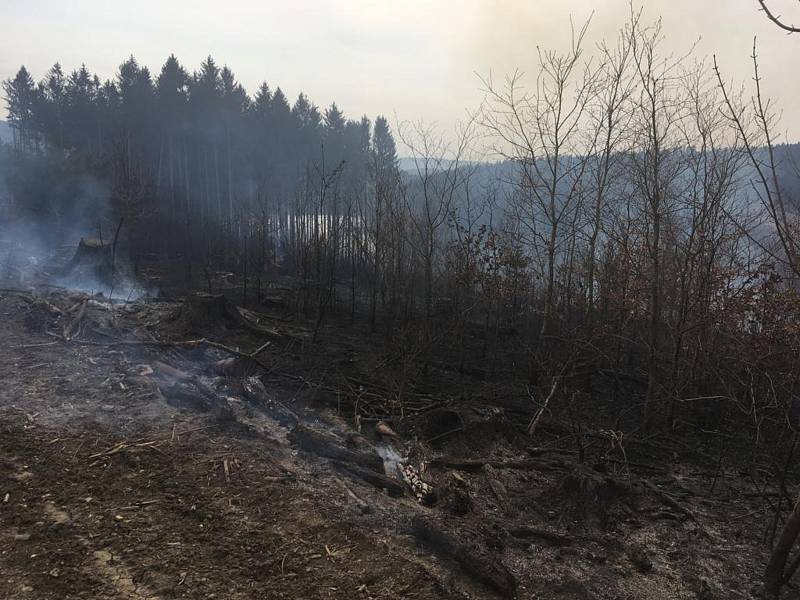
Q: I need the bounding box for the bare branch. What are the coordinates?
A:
[757,0,800,32]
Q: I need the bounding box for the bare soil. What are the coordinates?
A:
[0,288,778,599]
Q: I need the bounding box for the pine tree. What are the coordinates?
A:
[156,55,189,117]
[372,116,397,169]
[40,63,67,149]
[64,64,97,152]
[2,66,37,151]
[156,55,189,222]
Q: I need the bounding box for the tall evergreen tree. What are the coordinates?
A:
[39,63,67,149]
[2,66,37,150]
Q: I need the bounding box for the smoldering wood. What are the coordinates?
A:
[345,432,376,451]
[157,380,212,411]
[288,424,385,474]
[331,460,406,497]
[240,376,299,425]
[151,360,234,420]
[156,381,234,421]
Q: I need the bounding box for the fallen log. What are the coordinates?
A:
[412,516,517,598]
[151,361,233,420]
[152,361,217,399]
[641,479,698,523]
[288,425,385,474]
[158,381,212,412]
[156,381,234,421]
[331,461,406,497]
[241,376,300,425]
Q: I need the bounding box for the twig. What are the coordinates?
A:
[87,439,163,459]
[88,442,128,459]
[63,300,88,341]
[426,427,463,444]
[110,217,124,273]
[527,376,560,436]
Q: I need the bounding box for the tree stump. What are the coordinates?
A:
[175,293,283,339]
[62,238,114,286]
[177,294,239,330]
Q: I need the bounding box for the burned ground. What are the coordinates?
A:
[0,288,780,599]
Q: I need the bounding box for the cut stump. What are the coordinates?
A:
[175,293,283,341]
[62,238,115,286]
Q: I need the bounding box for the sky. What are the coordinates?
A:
[2,0,800,141]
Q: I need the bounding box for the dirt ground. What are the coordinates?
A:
[0,287,782,599]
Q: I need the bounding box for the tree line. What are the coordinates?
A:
[1,53,398,272]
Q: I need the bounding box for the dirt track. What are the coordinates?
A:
[0,290,775,599]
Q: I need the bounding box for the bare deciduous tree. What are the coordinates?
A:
[480,17,598,341]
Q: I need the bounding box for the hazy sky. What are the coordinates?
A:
[2,0,800,140]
